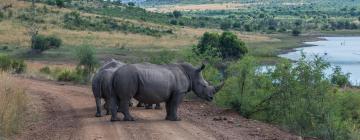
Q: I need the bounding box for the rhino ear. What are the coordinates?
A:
[196,63,205,72]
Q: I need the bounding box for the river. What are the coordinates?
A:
[279,37,360,85]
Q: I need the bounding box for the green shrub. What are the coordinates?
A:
[31,35,62,53]
[194,32,248,60]
[216,55,358,139]
[0,55,12,71]
[173,10,182,18]
[39,66,51,74]
[57,69,79,82]
[170,19,178,25]
[331,66,350,87]
[292,29,301,36]
[75,45,98,81]
[55,0,65,8]
[46,0,56,5]
[0,55,26,73]
[47,35,62,48]
[11,60,26,74]
[220,21,232,30]
[127,2,135,7]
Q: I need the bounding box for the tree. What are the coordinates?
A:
[219,32,248,59]
[169,19,178,25]
[194,32,248,60]
[75,45,98,78]
[173,10,182,18]
[331,66,350,87]
[55,0,65,8]
[220,21,232,30]
[127,2,135,7]
[194,32,220,56]
[292,29,301,36]
[31,35,62,53]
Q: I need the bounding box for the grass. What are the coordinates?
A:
[0,72,27,138]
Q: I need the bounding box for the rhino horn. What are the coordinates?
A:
[214,81,224,93]
[196,63,206,72]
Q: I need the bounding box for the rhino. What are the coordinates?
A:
[92,59,125,117]
[110,62,224,121]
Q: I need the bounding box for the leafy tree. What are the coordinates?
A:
[55,0,65,8]
[75,45,98,79]
[173,10,182,18]
[127,2,135,7]
[194,32,247,60]
[194,32,220,56]
[292,29,301,36]
[218,32,248,59]
[169,19,177,25]
[31,35,62,53]
[331,66,350,87]
[220,21,232,30]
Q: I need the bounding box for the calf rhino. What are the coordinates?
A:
[110,62,224,121]
[92,59,125,117]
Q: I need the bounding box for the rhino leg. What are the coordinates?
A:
[165,93,184,121]
[110,96,121,122]
[145,104,153,109]
[95,97,102,117]
[136,102,145,107]
[118,99,135,121]
[155,103,161,110]
[104,102,110,115]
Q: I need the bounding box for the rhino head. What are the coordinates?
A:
[185,63,224,102]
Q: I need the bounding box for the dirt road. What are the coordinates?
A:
[15,78,301,140]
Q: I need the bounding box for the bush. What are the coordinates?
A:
[216,55,358,139]
[47,36,62,48]
[220,21,232,30]
[75,45,98,81]
[57,69,81,82]
[39,66,51,74]
[31,35,62,53]
[55,0,65,8]
[194,32,248,60]
[127,2,135,7]
[170,19,178,25]
[173,10,182,18]
[46,0,56,5]
[331,66,350,87]
[0,55,12,71]
[11,59,26,74]
[149,50,175,64]
[292,29,301,36]
[0,55,26,73]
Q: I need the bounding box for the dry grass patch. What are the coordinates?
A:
[0,72,28,138]
[0,21,30,47]
[146,3,252,13]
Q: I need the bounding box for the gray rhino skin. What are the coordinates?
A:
[92,59,125,117]
[110,62,223,121]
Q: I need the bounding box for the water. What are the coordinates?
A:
[279,37,360,85]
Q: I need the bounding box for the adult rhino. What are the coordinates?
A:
[92,59,125,117]
[110,62,224,121]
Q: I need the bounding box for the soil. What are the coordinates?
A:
[14,77,303,140]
